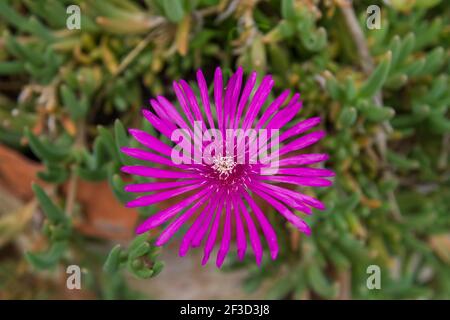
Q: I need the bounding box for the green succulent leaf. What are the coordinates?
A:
[104,245,123,273]
[25,128,71,163]
[32,183,67,224]
[25,241,67,270]
[359,52,392,98]
[162,0,185,23]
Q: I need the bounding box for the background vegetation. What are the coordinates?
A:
[0,0,449,299]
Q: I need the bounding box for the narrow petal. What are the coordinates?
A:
[173,81,196,126]
[232,195,247,260]
[136,187,212,233]
[251,182,312,214]
[261,112,320,153]
[252,188,311,235]
[191,195,221,247]
[256,182,326,210]
[179,79,204,123]
[149,99,171,124]
[235,76,274,152]
[196,69,215,129]
[125,183,202,208]
[202,197,225,265]
[120,147,179,167]
[216,199,232,268]
[278,130,326,156]
[155,194,210,246]
[223,71,237,129]
[237,195,263,266]
[242,75,274,130]
[179,192,222,256]
[243,192,279,260]
[214,67,224,133]
[229,67,243,129]
[149,99,195,145]
[277,153,329,167]
[266,101,302,130]
[179,209,209,256]
[276,167,335,177]
[254,101,302,153]
[128,128,173,157]
[121,165,198,179]
[124,179,200,193]
[249,94,299,152]
[157,95,193,131]
[234,71,257,129]
[180,80,206,158]
[260,175,333,187]
[256,89,291,129]
[142,109,176,139]
[279,117,322,143]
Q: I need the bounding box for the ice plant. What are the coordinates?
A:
[120,67,334,267]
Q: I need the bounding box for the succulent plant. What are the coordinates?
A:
[0,0,448,299]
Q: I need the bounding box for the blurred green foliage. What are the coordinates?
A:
[0,0,449,299]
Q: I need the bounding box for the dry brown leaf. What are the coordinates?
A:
[0,200,37,247]
[429,234,450,264]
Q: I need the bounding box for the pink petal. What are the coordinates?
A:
[136,187,212,234]
[278,130,326,156]
[121,165,198,179]
[214,67,224,133]
[243,192,279,260]
[179,80,204,123]
[156,95,192,132]
[231,195,247,260]
[125,183,202,208]
[234,71,257,129]
[252,188,311,235]
[261,175,333,187]
[276,167,335,177]
[142,109,176,139]
[201,197,225,265]
[257,182,326,210]
[128,128,173,157]
[216,199,232,268]
[173,81,196,126]
[256,89,291,129]
[229,67,243,129]
[120,147,179,167]
[251,182,312,214]
[242,75,274,130]
[196,70,215,129]
[236,195,263,266]
[124,179,201,193]
[179,192,222,256]
[155,194,210,246]
[279,117,322,143]
[277,153,329,167]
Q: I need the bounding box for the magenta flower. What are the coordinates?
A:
[120,67,334,267]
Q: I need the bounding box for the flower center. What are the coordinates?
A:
[211,156,236,179]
